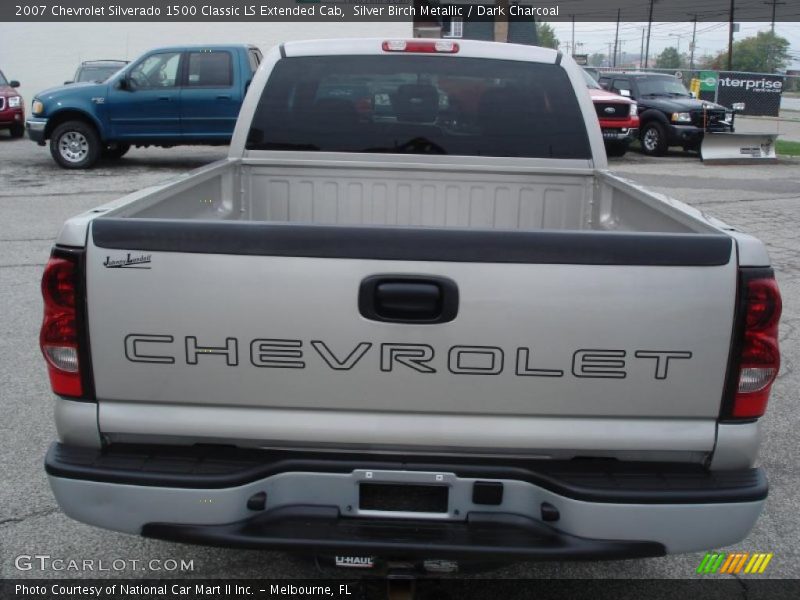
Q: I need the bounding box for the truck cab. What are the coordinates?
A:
[27,44,262,168]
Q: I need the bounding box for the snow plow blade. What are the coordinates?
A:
[701,132,779,164]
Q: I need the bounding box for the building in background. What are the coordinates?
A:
[413,0,538,45]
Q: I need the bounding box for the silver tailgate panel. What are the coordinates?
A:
[87,241,736,439]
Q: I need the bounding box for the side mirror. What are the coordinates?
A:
[9,80,20,88]
[118,76,132,91]
[618,89,631,98]
[689,91,696,99]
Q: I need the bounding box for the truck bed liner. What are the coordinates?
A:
[103,159,717,235]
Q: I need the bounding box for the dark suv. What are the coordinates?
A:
[598,72,732,156]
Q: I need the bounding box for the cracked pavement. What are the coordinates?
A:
[0,133,798,581]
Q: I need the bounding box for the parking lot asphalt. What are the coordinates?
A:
[1,134,798,581]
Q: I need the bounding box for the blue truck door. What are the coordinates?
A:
[106,51,182,139]
[179,50,240,140]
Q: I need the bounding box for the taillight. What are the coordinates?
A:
[728,273,782,419]
[40,253,84,397]
[382,40,459,54]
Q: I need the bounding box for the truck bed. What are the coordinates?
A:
[100,156,715,235]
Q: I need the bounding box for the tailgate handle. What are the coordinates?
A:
[359,275,458,324]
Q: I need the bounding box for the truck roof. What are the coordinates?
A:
[146,44,257,53]
[281,38,560,64]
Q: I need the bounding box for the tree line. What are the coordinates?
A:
[535,25,792,75]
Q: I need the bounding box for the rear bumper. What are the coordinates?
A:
[46,442,767,559]
[143,506,664,561]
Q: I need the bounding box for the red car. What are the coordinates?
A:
[0,69,24,139]
[584,71,638,157]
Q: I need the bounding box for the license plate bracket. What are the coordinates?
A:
[359,482,449,513]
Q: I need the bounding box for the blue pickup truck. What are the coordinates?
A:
[27,44,262,168]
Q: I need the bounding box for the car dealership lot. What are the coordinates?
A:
[1,136,798,580]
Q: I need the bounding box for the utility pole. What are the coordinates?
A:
[571,14,575,58]
[608,42,614,68]
[727,0,735,70]
[669,33,683,57]
[764,0,785,34]
[688,15,698,71]
[640,27,646,69]
[644,0,656,69]
[613,9,621,67]
[762,0,785,72]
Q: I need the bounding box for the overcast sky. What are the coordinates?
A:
[549,21,800,68]
[1,19,798,100]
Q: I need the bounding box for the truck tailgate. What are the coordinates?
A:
[86,220,737,454]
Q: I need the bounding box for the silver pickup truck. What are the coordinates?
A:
[41,39,781,571]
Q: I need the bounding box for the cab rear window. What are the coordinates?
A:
[246,55,591,159]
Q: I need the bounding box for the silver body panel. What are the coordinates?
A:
[85,246,737,428]
[711,422,762,470]
[100,402,716,457]
[48,470,764,554]
[54,398,101,449]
